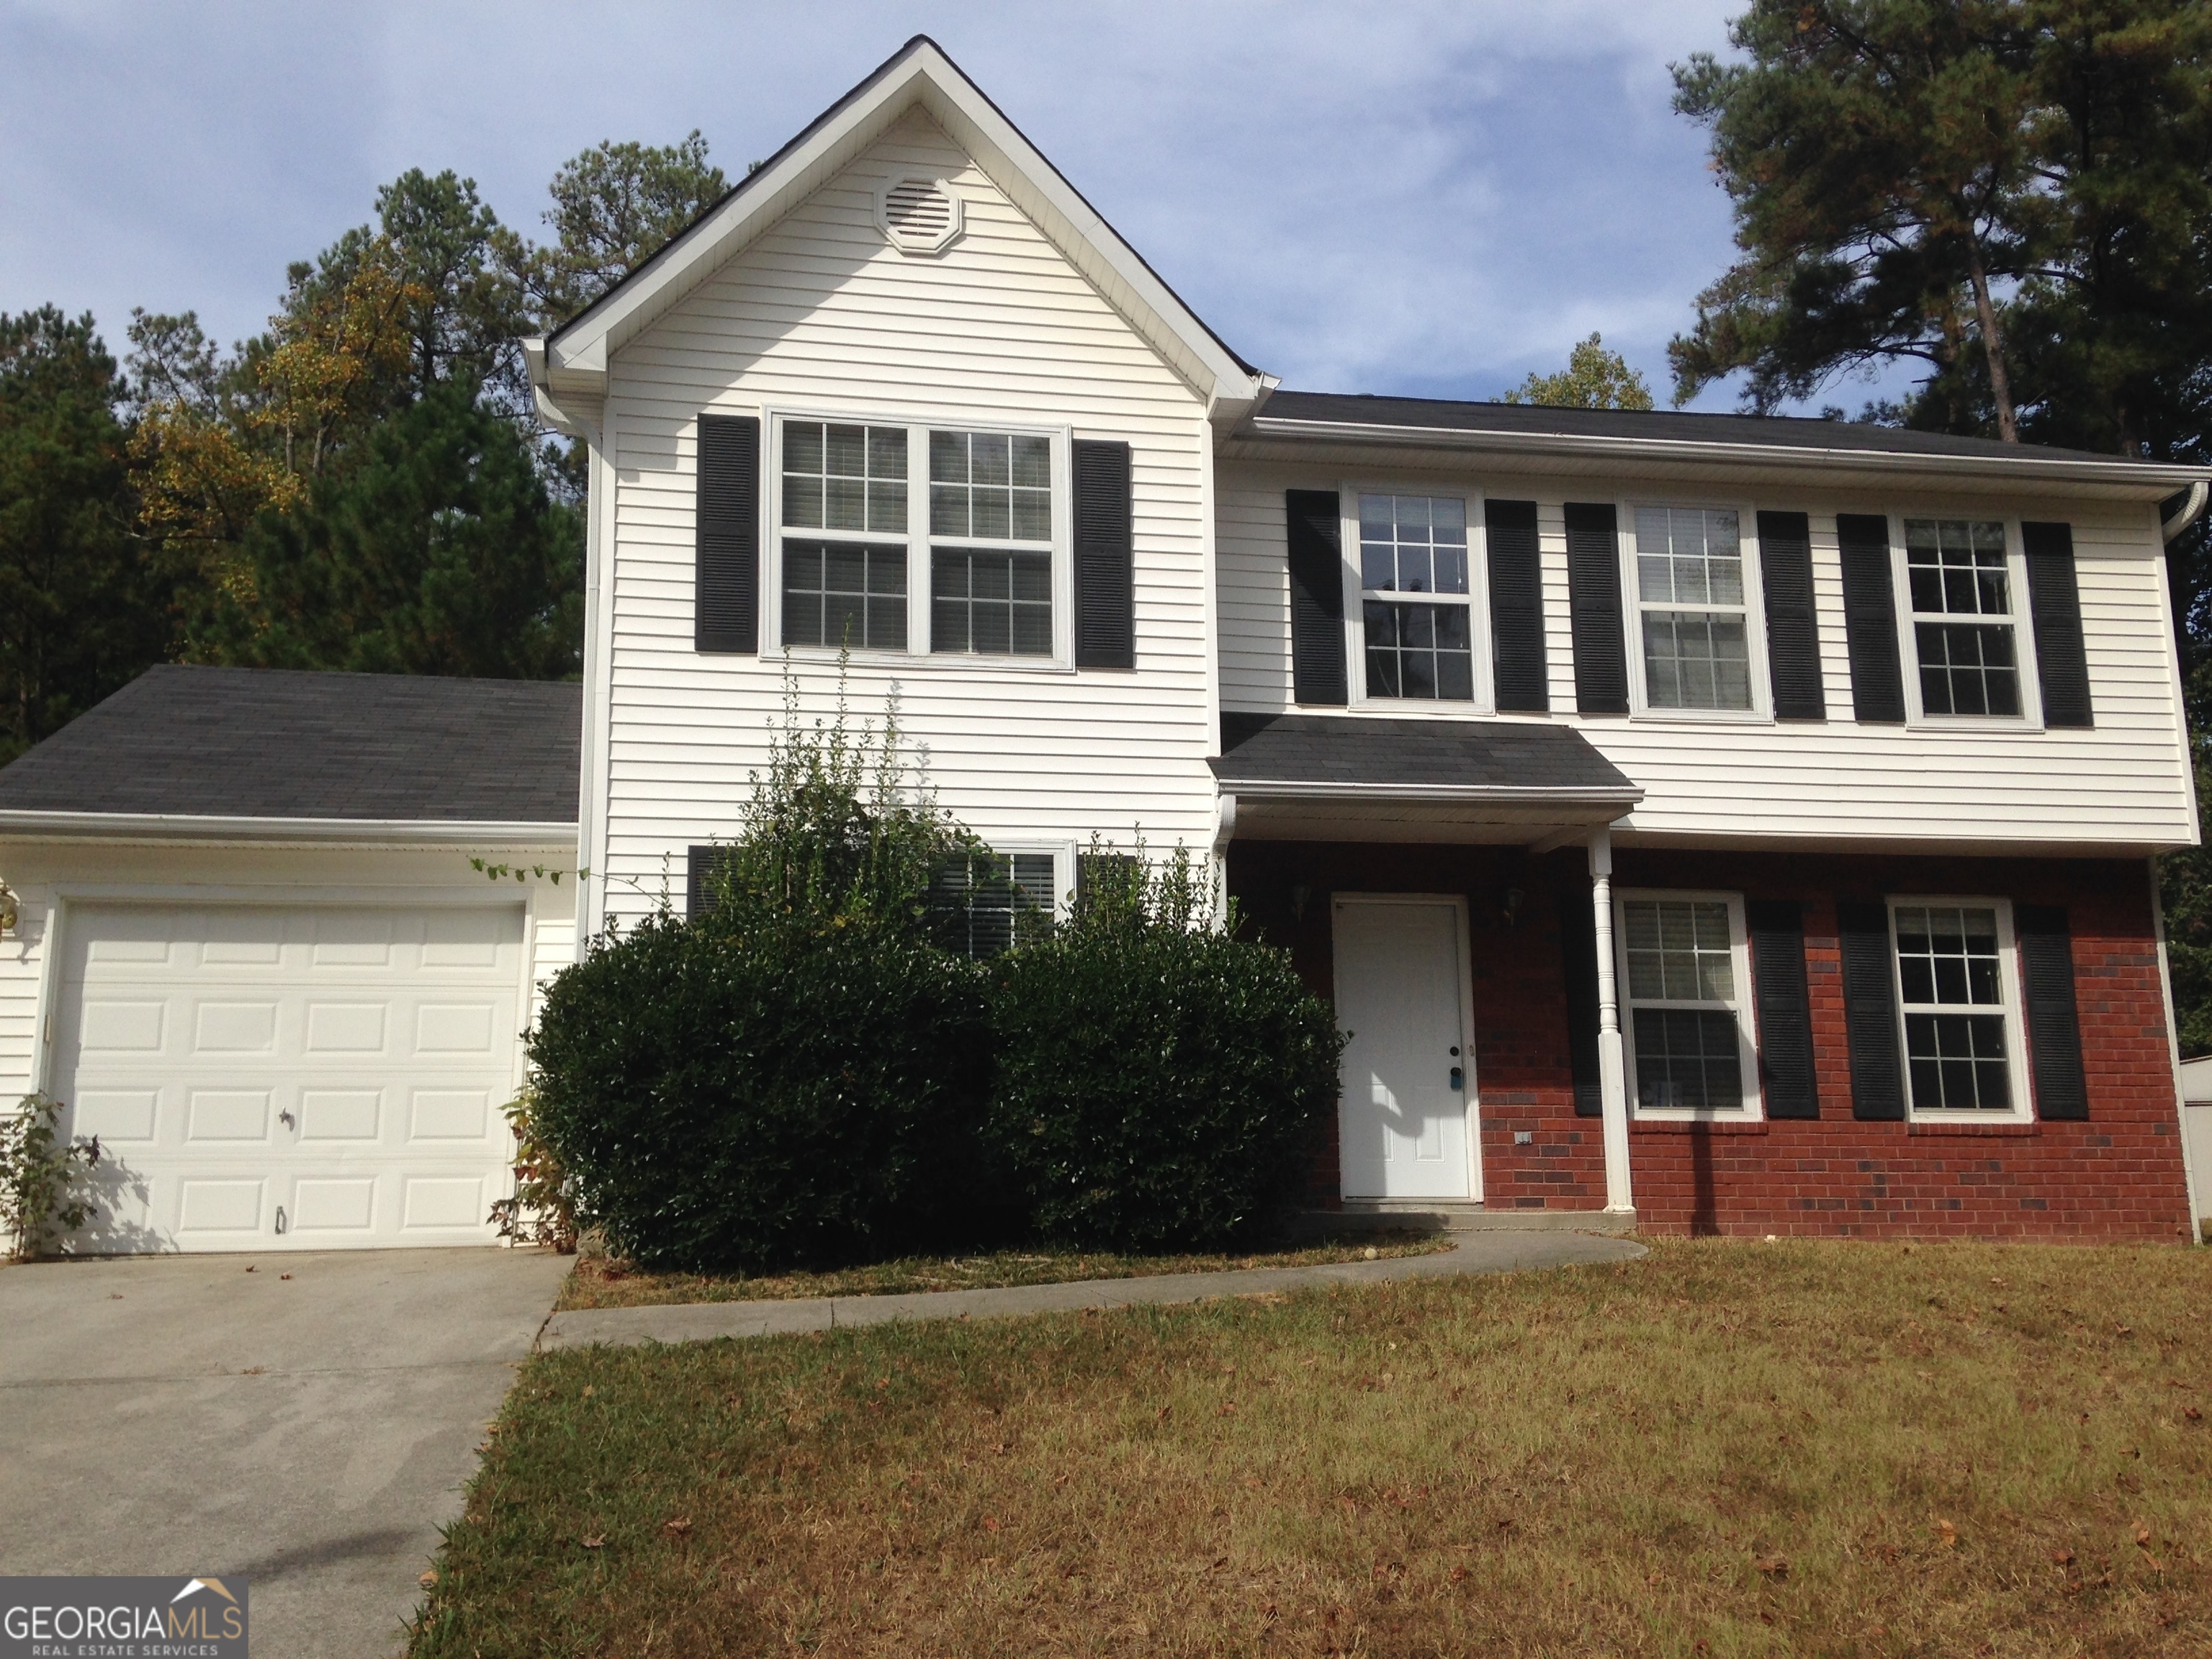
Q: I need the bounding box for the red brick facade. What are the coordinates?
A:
[1228,842,2193,1241]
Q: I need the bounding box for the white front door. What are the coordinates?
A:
[1332,895,1476,1200]
[53,902,526,1252]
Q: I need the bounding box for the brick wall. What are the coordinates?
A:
[1228,842,2193,1242]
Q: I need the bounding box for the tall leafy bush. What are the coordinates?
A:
[985,847,1344,1250]
[526,681,992,1272]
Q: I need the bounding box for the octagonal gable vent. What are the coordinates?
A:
[877,176,963,256]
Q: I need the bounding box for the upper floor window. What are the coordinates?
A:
[1902,518,2020,717]
[1892,899,2023,1114]
[1357,493,1475,701]
[1615,892,1758,1116]
[769,415,1066,662]
[1629,505,1754,712]
[931,430,1055,656]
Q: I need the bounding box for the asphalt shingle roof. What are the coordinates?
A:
[0,665,580,822]
[1251,390,2148,467]
[1211,712,1638,798]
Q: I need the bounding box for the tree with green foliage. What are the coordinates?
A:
[199,377,581,678]
[0,308,169,762]
[506,132,729,330]
[1501,333,1655,410]
[1669,0,2212,456]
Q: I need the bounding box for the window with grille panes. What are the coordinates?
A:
[1617,894,1757,1115]
[929,850,1056,957]
[779,421,909,651]
[1891,900,2025,1114]
[1357,493,1475,701]
[1629,505,1755,711]
[931,430,1054,656]
[1902,518,2023,718]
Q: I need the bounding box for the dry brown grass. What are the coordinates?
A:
[412,1238,2212,1658]
[554,1236,1443,1311]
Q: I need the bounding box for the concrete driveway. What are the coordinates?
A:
[0,1246,571,1659]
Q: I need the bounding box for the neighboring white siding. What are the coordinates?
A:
[1216,459,2194,848]
[593,110,1218,920]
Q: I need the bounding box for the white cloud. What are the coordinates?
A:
[1,0,1789,405]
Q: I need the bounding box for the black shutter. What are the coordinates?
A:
[1837,899,1905,1120]
[1836,513,1905,722]
[696,413,760,653]
[1285,490,1348,706]
[2022,521,2093,728]
[1565,501,1628,714]
[1757,511,1825,720]
[1486,498,1549,711]
[1073,439,1135,669]
[1559,880,1603,1116]
[2016,903,2089,1120]
[686,845,731,918]
[1748,899,1819,1118]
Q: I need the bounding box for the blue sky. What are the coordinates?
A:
[0,0,1890,412]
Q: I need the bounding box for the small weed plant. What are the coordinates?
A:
[1,1092,102,1259]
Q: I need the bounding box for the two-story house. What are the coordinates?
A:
[1,37,2205,1250]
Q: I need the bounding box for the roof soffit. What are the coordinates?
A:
[537,39,1263,421]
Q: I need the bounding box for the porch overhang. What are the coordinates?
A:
[1210,714,1641,845]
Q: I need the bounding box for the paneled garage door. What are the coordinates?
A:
[54,903,526,1252]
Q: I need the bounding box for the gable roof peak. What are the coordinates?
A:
[530,35,1267,430]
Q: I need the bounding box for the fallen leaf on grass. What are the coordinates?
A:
[417,1570,437,1589]
[1936,1520,1958,1548]
[1755,1556,1789,1578]
[664,1517,691,1537]
[582,1536,604,1550]
[2050,1548,2076,1567]
[1449,1566,1468,1583]
[2186,1406,2203,1424]
[980,1515,1001,1533]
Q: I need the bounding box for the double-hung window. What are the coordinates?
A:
[780,421,909,652]
[771,415,1066,662]
[1615,892,1758,1115]
[1899,518,2028,719]
[930,849,1058,957]
[1890,899,2027,1115]
[932,431,1055,657]
[1627,505,1758,714]
[1354,493,1478,702]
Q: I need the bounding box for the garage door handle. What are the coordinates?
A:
[274,1205,287,1236]
[279,1110,296,1131]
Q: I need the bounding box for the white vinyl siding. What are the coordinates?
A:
[592,109,1215,926]
[1215,461,2191,848]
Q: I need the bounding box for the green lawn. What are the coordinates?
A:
[555,1235,1444,1310]
[412,1239,2211,1657]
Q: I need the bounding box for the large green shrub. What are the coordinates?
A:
[525,681,996,1272]
[985,848,1345,1250]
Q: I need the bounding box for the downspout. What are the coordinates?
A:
[2160,482,2209,545]
[2152,858,2206,1244]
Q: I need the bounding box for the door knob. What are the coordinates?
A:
[1449,1066,1465,1091]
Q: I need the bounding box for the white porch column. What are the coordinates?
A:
[1589,828,1635,1215]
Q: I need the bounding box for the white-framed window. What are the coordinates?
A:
[1622,503,1768,719]
[1614,890,1761,1118]
[1341,487,1491,709]
[1891,516,2041,725]
[1888,896,2031,1118]
[765,412,1071,666]
[927,842,1070,957]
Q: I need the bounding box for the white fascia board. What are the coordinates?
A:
[1216,779,1643,806]
[0,811,579,848]
[1243,415,2212,495]
[539,40,1265,421]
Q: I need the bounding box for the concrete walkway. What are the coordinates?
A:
[539,1230,1645,1350]
[0,1246,573,1659]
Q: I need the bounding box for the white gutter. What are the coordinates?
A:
[0,811,578,846]
[1243,415,2211,491]
[1215,778,1642,806]
[2162,481,2210,542]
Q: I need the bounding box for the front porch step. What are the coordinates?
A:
[1296,1202,1638,1238]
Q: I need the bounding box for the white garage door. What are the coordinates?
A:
[54,902,526,1252]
